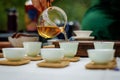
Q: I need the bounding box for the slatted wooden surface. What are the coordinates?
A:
[1,41,120,57]
[53,41,120,57]
[0,42,11,51]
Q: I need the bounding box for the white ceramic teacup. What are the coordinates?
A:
[73,30,93,37]
[59,41,79,58]
[2,48,25,61]
[94,42,114,49]
[87,49,115,64]
[23,42,42,57]
[41,48,64,62]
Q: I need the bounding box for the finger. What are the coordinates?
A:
[40,0,48,10]
[48,0,54,7]
[47,0,51,7]
[50,0,54,2]
[31,0,43,12]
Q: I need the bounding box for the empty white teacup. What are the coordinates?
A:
[73,30,93,37]
[59,42,79,58]
[94,42,114,49]
[23,42,42,57]
[41,48,64,62]
[87,49,115,64]
[2,48,25,61]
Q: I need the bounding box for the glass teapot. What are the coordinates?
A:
[37,6,68,41]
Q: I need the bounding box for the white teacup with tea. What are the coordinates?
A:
[94,41,114,49]
[87,49,115,64]
[2,48,25,61]
[23,42,42,57]
[59,41,79,58]
[41,48,64,62]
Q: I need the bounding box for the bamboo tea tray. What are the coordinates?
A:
[85,59,117,69]
[37,61,70,68]
[0,59,30,66]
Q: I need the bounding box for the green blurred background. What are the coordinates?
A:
[0,0,90,32]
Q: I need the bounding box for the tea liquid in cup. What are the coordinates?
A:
[23,42,42,57]
[59,42,79,58]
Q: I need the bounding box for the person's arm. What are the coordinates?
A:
[31,0,54,12]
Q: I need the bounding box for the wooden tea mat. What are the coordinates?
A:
[0,53,3,58]
[62,57,80,62]
[0,59,30,66]
[25,55,42,61]
[37,61,70,68]
[85,59,117,69]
